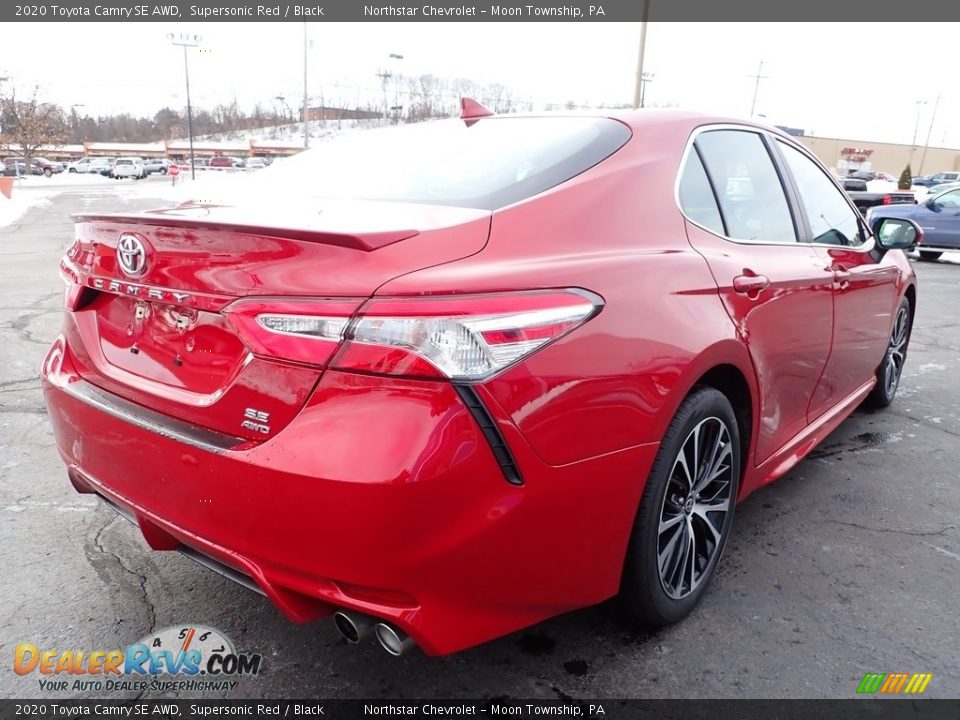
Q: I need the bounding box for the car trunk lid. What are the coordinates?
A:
[61,200,491,442]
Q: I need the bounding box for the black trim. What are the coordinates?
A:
[96,493,266,597]
[453,384,523,486]
[57,378,245,454]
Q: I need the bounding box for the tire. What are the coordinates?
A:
[160,168,167,175]
[622,387,741,626]
[69,168,77,174]
[43,168,52,177]
[866,297,912,409]
[918,251,942,261]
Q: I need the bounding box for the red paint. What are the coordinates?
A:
[42,110,917,654]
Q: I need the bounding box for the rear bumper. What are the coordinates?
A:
[42,336,658,655]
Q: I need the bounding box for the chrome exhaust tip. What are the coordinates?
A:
[333,610,374,644]
[374,622,415,656]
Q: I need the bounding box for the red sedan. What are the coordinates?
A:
[42,106,921,656]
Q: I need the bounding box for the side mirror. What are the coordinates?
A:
[872,217,922,251]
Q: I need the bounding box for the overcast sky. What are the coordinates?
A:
[2,22,956,147]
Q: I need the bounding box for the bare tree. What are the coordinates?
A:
[0,86,69,172]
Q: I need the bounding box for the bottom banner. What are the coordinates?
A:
[1,699,959,720]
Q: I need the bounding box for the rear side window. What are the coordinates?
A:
[678,150,725,235]
[695,130,797,244]
[251,117,632,211]
[777,141,863,247]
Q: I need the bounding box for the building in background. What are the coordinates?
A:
[791,134,960,176]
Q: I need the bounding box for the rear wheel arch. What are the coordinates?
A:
[904,283,917,323]
[653,343,758,472]
[693,364,753,481]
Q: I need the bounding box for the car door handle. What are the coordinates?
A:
[733,274,770,295]
[833,268,852,288]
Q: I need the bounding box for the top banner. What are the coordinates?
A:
[6,0,960,22]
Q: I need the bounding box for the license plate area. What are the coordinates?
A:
[93,294,247,394]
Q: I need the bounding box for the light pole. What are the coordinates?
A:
[910,99,927,168]
[918,92,940,176]
[167,33,201,180]
[639,72,655,108]
[749,59,768,118]
[302,22,309,149]
[631,0,650,109]
[70,103,85,145]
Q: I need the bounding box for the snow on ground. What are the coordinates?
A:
[0,182,59,228]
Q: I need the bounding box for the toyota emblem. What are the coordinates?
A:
[117,234,148,277]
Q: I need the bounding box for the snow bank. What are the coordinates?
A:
[0,186,57,228]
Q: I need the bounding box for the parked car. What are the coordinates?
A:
[4,157,54,177]
[42,110,920,656]
[846,170,898,184]
[143,158,171,176]
[923,181,960,197]
[186,157,208,168]
[89,157,116,177]
[33,157,65,174]
[841,181,917,215]
[868,186,960,260]
[912,171,960,187]
[67,158,97,174]
[243,157,267,170]
[208,156,236,168]
[111,157,146,179]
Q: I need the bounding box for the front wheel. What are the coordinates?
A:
[918,251,942,261]
[867,297,912,408]
[622,387,740,626]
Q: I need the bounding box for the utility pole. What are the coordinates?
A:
[749,59,768,119]
[388,53,404,123]
[918,92,940,176]
[167,33,201,180]
[303,22,309,149]
[631,0,650,109]
[376,69,392,124]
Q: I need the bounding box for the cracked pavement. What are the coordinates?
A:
[0,187,958,700]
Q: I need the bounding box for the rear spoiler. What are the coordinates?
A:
[72,212,419,252]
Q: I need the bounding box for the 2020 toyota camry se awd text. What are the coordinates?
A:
[42,105,921,656]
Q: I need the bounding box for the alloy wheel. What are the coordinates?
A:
[657,416,734,600]
[884,305,910,397]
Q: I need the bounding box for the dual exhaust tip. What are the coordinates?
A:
[333,610,415,656]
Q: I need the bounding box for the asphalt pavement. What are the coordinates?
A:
[1,187,957,700]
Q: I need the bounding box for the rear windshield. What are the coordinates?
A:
[252,116,631,211]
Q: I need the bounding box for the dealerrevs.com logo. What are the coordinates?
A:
[14,626,262,694]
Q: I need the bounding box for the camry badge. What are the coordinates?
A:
[117,234,148,278]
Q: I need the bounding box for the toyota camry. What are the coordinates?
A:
[42,102,921,656]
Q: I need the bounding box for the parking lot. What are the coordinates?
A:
[1,184,958,700]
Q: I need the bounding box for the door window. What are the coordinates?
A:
[678,149,725,235]
[777,141,864,247]
[695,130,797,244]
[933,189,960,209]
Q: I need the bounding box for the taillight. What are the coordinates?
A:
[335,290,602,380]
[882,195,893,205]
[224,298,363,367]
[225,290,602,380]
